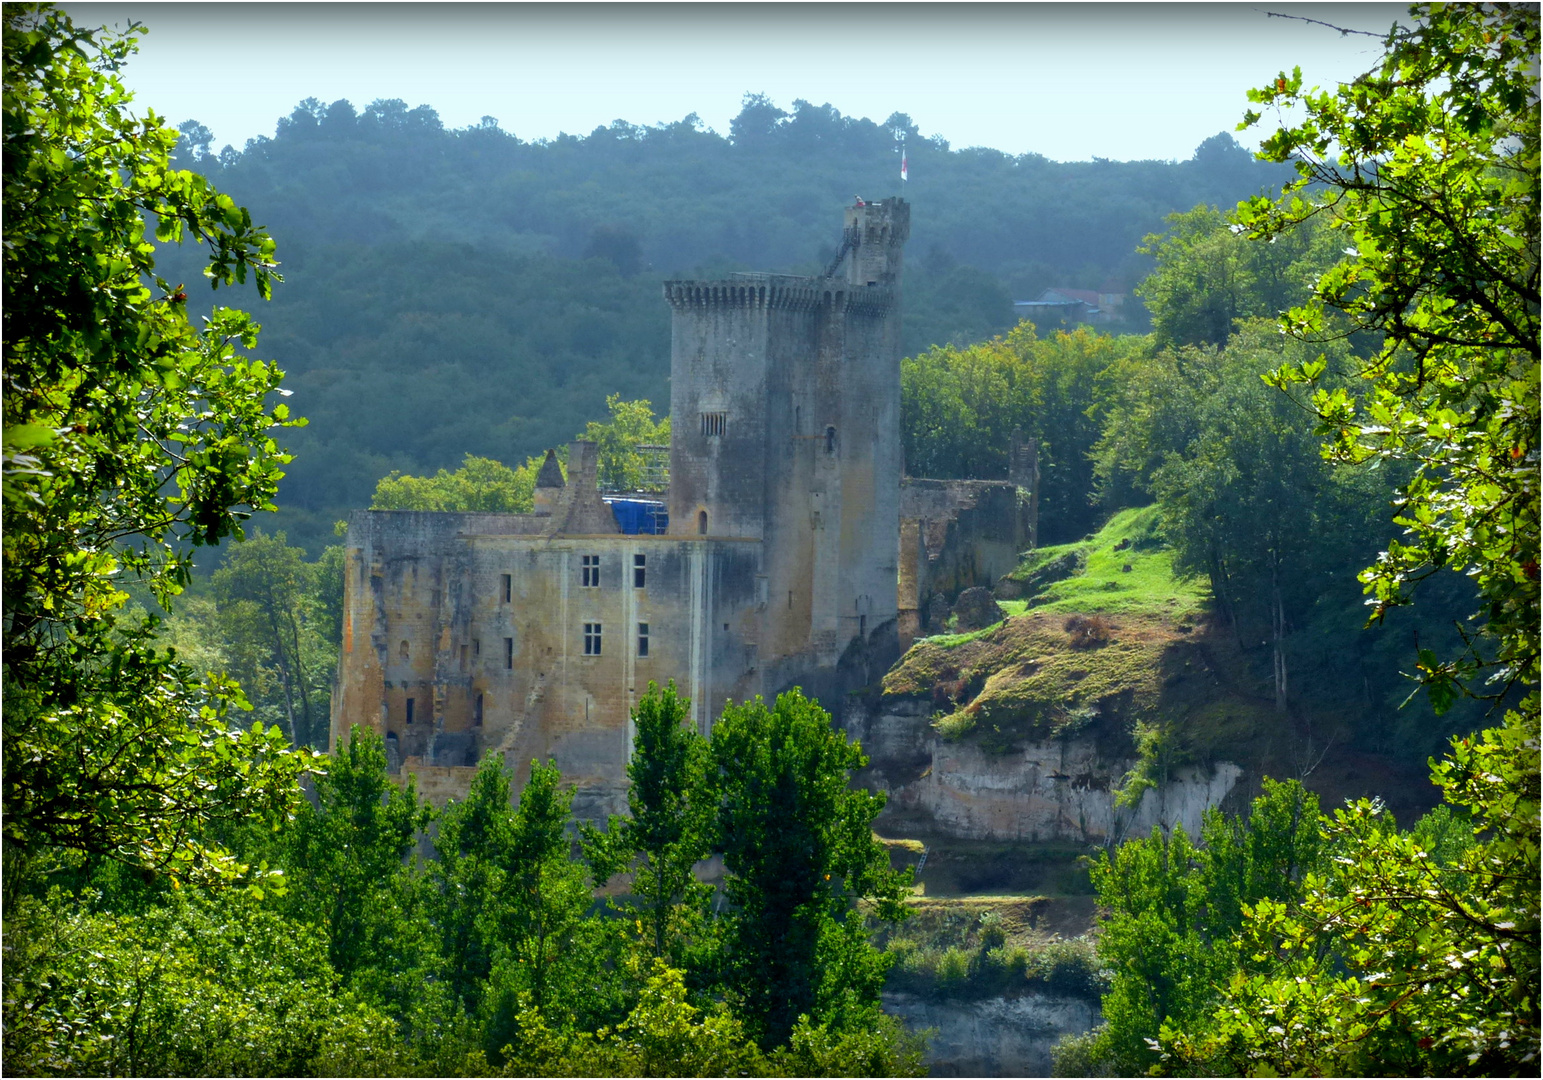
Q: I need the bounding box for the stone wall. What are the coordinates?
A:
[898,479,1030,649]
[334,507,764,822]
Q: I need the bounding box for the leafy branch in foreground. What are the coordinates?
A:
[1241,1,1539,707]
[3,3,310,882]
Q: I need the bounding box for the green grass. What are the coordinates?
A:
[1007,505,1209,622]
[884,507,1228,750]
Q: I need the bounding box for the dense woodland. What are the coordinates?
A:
[156,84,1292,556]
[3,3,1538,1077]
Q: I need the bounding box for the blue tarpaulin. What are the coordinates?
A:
[605,498,668,535]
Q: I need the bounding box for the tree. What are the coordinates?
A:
[1241,2,1539,708]
[1144,5,1540,1072]
[283,727,433,1002]
[1,884,387,1077]
[2,4,308,882]
[1159,725,1538,1075]
[432,752,516,1016]
[1071,780,1326,1075]
[1136,204,1335,349]
[583,682,716,968]
[479,758,599,1055]
[710,689,911,1048]
[900,322,1142,541]
[1142,324,1384,711]
[372,451,551,513]
[579,394,671,493]
[210,530,337,748]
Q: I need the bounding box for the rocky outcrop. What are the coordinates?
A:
[846,697,1242,845]
[883,991,1098,1077]
[952,587,1005,631]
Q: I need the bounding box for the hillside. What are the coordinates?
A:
[869,507,1457,835]
[158,101,1294,556]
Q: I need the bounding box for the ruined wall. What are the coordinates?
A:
[898,479,1029,646]
[844,698,1242,846]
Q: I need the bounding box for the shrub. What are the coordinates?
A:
[1026,937,1108,1000]
[1063,614,1112,649]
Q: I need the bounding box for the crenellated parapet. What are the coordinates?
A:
[664,276,824,312]
[663,274,896,316]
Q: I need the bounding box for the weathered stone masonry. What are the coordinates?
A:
[332,199,935,815]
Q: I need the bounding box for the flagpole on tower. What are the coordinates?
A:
[901,138,908,183]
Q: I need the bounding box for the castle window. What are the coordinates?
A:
[698,510,708,535]
[474,692,484,727]
[700,412,726,437]
[825,426,837,454]
[473,638,480,657]
[633,553,646,588]
[860,614,867,638]
[584,623,603,656]
[581,554,600,587]
[504,637,514,669]
[405,697,415,725]
[460,644,468,670]
[637,622,650,657]
[501,573,512,602]
[399,640,410,660]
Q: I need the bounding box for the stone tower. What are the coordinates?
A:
[664,197,910,697]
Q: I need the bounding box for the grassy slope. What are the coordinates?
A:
[882,506,1273,759]
[877,502,1445,843]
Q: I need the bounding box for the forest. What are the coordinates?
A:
[151,63,1293,557]
[2,2,1537,1077]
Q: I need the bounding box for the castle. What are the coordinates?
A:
[330,199,1032,814]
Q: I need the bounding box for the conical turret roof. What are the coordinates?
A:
[534,448,565,489]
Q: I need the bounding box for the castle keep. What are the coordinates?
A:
[332,199,939,815]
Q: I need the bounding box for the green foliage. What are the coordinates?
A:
[368,395,668,513]
[282,727,433,1004]
[711,689,913,1047]
[1150,325,1383,711]
[900,322,1145,541]
[1,884,390,1077]
[208,530,338,748]
[1079,780,1326,1075]
[372,451,550,513]
[1087,13,1543,1074]
[1159,706,1539,1074]
[1,4,311,882]
[885,932,1106,1003]
[480,759,598,1033]
[579,394,671,492]
[583,682,715,966]
[499,960,768,1078]
[1241,2,1540,710]
[1136,203,1336,348]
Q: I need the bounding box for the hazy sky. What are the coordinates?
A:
[64,2,1407,163]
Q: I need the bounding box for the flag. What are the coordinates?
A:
[900,149,908,182]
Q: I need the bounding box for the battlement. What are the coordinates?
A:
[663,276,824,312]
[662,277,897,316]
